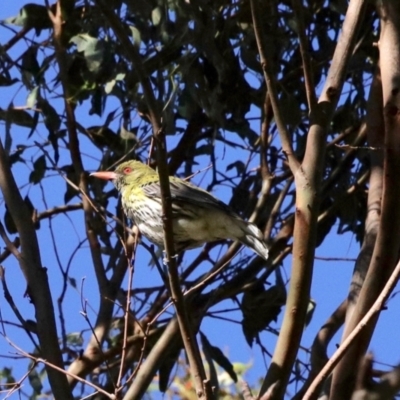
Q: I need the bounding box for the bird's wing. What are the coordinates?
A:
[141,179,239,217]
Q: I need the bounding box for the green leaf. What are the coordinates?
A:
[226,161,246,175]
[4,196,38,233]
[66,332,84,347]
[9,145,27,165]
[0,75,18,87]
[28,368,43,395]
[158,345,181,392]
[280,93,302,128]
[4,4,52,33]
[68,277,77,288]
[200,332,219,394]
[27,111,39,139]
[89,88,103,117]
[330,0,348,15]
[119,125,137,141]
[242,281,286,347]
[26,86,39,108]
[200,332,238,383]
[4,205,17,234]
[29,155,46,184]
[177,88,197,120]
[38,98,61,133]
[151,7,162,26]
[21,47,40,87]
[62,165,79,203]
[305,298,316,328]
[194,144,212,156]
[0,107,35,128]
[105,73,126,94]
[70,34,105,73]
[24,195,35,215]
[0,367,16,384]
[129,26,141,48]
[223,119,258,143]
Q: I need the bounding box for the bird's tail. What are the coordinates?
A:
[238,222,269,261]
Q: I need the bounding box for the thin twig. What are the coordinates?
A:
[258,0,368,397]
[303,257,400,400]
[116,237,138,392]
[79,282,116,392]
[96,2,210,397]
[0,223,21,259]
[290,0,317,110]
[1,358,38,399]
[0,266,40,349]
[292,300,347,400]
[250,0,300,173]
[4,336,116,400]
[314,256,357,262]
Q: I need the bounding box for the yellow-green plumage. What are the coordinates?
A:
[93,160,269,260]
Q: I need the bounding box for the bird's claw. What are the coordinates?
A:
[162,250,179,265]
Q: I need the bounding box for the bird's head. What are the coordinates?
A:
[91,160,156,191]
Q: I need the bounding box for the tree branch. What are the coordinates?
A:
[250,0,300,173]
[303,256,400,400]
[96,2,210,397]
[0,140,73,399]
[293,300,347,400]
[330,2,400,397]
[258,1,368,398]
[46,2,127,387]
[290,0,317,110]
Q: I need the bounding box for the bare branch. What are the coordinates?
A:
[122,318,180,400]
[95,2,210,397]
[0,140,73,399]
[303,257,400,400]
[0,266,40,349]
[250,0,300,173]
[293,300,347,400]
[259,1,368,398]
[331,2,400,397]
[5,337,116,400]
[290,0,317,110]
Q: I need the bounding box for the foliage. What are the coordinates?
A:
[0,0,399,399]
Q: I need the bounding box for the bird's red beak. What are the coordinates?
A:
[90,171,118,180]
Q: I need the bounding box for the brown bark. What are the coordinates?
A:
[330,2,400,398]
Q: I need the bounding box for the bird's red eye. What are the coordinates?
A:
[123,167,132,174]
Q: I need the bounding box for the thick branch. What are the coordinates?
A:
[122,319,180,400]
[345,69,384,320]
[0,141,73,400]
[258,1,368,398]
[47,2,118,385]
[96,1,210,397]
[331,2,400,398]
[292,300,347,400]
[303,257,400,400]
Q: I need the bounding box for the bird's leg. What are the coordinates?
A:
[125,231,138,267]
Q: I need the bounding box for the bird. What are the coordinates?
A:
[91,160,269,260]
